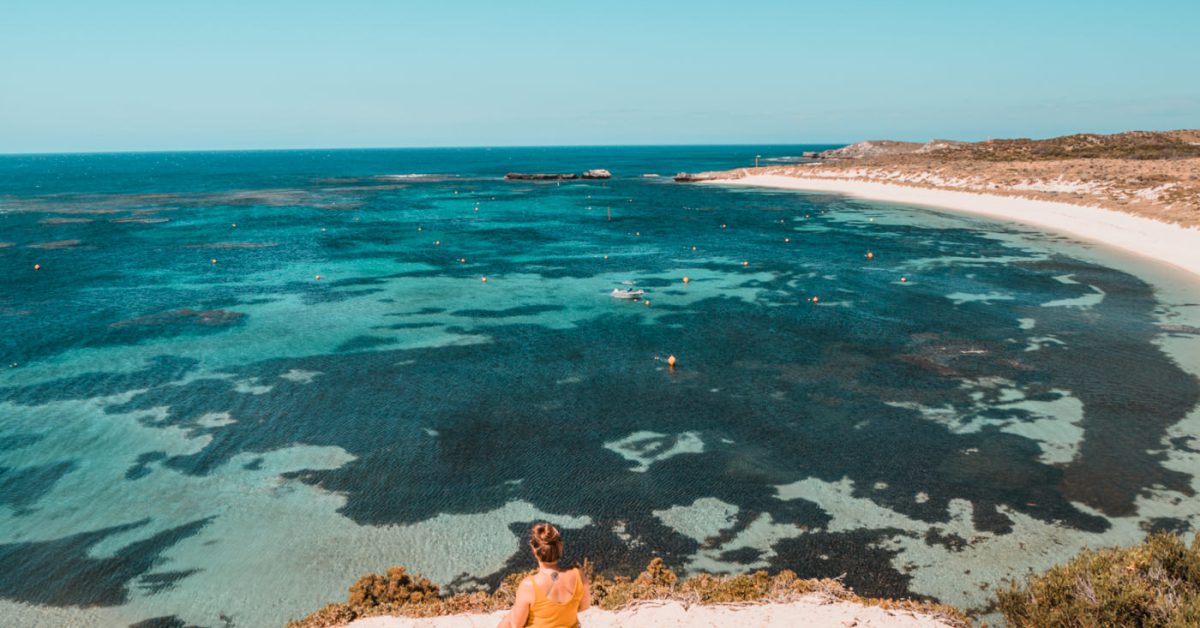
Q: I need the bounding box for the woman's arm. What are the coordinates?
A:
[496,579,533,628]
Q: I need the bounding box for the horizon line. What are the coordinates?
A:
[0,142,852,158]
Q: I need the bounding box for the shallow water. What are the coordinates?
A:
[1,147,1199,627]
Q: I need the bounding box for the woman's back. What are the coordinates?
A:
[525,568,583,628]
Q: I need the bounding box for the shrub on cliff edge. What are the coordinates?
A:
[997,532,1200,627]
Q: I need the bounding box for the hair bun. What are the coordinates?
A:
[529,522,564,563]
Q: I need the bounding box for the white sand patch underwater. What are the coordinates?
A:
[603,431,705,473]
[652,497,739,544]
[769,472,1200,615]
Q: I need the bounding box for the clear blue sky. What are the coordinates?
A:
[2,0,1197,153]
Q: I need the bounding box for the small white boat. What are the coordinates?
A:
[611,288,645,300]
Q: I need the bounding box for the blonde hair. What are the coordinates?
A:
[529,522,563,563]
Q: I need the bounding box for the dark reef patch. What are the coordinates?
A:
[451,304,565,319]
[0,518,210,606]
[0,461,75,513]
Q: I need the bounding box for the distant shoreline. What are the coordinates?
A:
[704,173,1200,281]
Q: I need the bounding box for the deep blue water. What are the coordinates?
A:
[1,147,1198,627]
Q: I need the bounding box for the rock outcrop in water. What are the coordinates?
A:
[504,173,578,180]
[672,172,721,182]
[505,169,612,181]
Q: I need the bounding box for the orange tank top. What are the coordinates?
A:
[524,568,584,628]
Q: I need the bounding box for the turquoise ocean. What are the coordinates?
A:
[1,147,1199,627]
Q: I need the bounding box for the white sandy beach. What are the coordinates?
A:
[346,596,958,628]
[709,174,1200,280]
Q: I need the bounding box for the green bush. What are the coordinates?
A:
[997,533,1200,627]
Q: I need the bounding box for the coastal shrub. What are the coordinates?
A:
[997,532,1200,627]
[346,566,440,608]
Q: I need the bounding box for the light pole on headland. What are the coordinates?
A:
[755,154,761,168]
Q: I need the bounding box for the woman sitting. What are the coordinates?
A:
[497,523,591,628]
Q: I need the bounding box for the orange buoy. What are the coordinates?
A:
[742,261,749,267]
[812,296,820,304]
[900,276,908,283]
[644,299,651,306]
[459,258,466,263]
[667,355,677,369]
[34,264,41,271]
[866,251,875,260]
[481,277,488,282]
[682,276,690,284]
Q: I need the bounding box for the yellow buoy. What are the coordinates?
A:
[784,238,791,243]
[635,232,640,236]
[667,355,677,369]
[603,255,609,260]
[315,274,322,281]
[321,228,327,232]
[211,258,217,265]
[721,224,727,229]
[682,276,690,284]
[434,240,441,246]
[231,223,237,228]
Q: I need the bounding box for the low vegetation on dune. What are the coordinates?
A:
[696,129,1200,226]
[935,131,1200,162]
[285,558,968,627]
[814,130,1200,162]
[998,533,1200,627]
